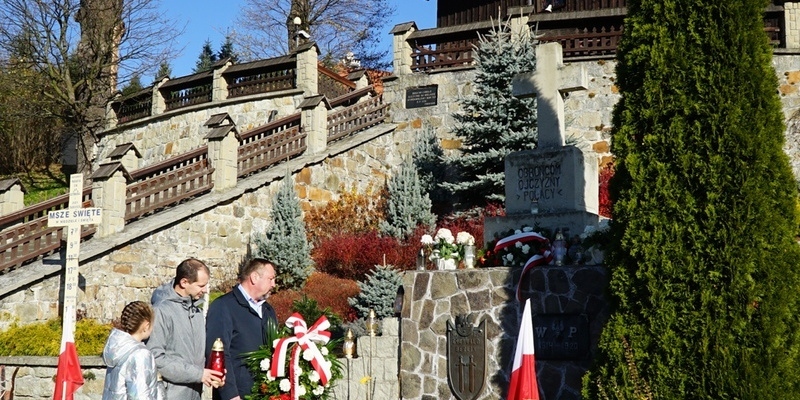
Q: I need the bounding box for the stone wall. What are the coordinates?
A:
[96,90,304,168]
[399,266,608,400]
[0,126,413,328]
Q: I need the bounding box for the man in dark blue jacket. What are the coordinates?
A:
[205,258,278,400]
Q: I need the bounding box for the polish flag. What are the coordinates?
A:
[507,298,540,400]
[53,329,84,400]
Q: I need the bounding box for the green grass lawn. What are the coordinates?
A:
[1,164,68,206]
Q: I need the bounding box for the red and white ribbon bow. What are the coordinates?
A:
[269,313,333,399]
[494,231,554,301]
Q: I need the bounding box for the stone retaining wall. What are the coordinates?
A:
[399,266,608,400]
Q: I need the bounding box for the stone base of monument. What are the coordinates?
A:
[484,211,600,246]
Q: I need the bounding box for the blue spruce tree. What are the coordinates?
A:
[254,173,312,290]
[444,20,538,208]
[379,156,436,239]
[348,264,403,319]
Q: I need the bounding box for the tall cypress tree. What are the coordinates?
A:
[584,1,800,398]
[443,21,538,208]
[254,173,312,291]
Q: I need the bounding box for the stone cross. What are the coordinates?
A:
[511,42,589,149]
[47,174,102,350]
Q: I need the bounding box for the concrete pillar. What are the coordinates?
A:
[390,22,417,75]
[299,95,330,155]
[107,143,142,173]
[152,77,169,115]
[212,59,232,102]
[786,3,800,49]
[509,12,531,44]
[295,43,319,96]
[89,163,131,238]
[0,179,25,216]
[204,114,240,191]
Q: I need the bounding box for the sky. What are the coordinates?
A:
[159,0,437,77]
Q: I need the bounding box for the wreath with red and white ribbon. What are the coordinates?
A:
[493,231,553,301]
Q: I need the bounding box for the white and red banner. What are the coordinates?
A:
[53,328,84,400]
[507,298,540,400]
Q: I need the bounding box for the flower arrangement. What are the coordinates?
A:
[244,314,343,400]
[421,228,475,261]
[492,226,551,268]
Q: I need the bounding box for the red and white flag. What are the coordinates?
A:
[53,328,83,400]
[507,298,540,400]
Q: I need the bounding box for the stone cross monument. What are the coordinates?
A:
[484,42,600,243]
[47,174,102,351]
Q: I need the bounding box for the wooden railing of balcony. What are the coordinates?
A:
[125,147,214,222]
[237,114,305,178]
[541,26,623,58]
[411,37,482,72]
[161,72,214,111]
[116,91,152,123]
[225,57,297,99]
[0,188,94,273]
[318,65,356,100]
[327,95,389,143]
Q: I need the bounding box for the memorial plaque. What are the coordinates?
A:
[532,314,590,360]
[446,315,486,400]
[406,85,438,108]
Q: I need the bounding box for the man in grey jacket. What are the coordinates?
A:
[147,258,224,400]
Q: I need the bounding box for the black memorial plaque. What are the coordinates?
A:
[406,85,438,108]
[446,315,486,400]
[532,314,590,360]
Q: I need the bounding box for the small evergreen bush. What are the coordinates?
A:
[0,319,111,356]
[254,173,312,291]
[380,157,435,239]
[348,264,403,320]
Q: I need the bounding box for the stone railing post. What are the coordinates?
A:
[151,76,169,116]
[299,95,330,155]
[106,143,142,173]
[348,70,369,90]
[203,113,240,191]
[295,43,319,96]
[212,59,233,102]
[89,163,131,238]
[390,22,417,75]
[0,178,25,216]
[786,3,800,48]
[105,93,120,130]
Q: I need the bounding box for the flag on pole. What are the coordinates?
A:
[53,328,84,400]
[507,298,540,400]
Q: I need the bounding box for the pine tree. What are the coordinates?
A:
[348,264,402,319]
[413,126,450,216]
[379,157,436,239]
[584,1,800,398]
[217,34,239,64]
[120,74,143,96]
[154,61,171,81]
[254,173,312,291]
[443,20,538,208]
[193,39,217,73]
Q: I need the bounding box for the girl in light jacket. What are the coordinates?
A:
[102,301,162,400]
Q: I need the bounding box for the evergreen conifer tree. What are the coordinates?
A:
[193,39,217,73]
[120,74,143,96]
[348,264,402,319]
[379,157,436,239]
[254,173,312,291]
[584,1,800,398]
[154,61,171,81]
[217,34,239,63]
[413,126,450,216]
[443,21,538,208]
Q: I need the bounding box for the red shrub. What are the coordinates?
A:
[599,163,614,218]
[268,289,302,324]
[304,272,360,321]
[312,229,419,280]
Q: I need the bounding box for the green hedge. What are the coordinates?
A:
[0,319,111,356]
